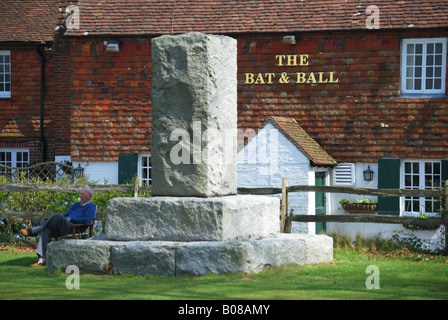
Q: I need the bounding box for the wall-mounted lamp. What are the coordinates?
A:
[363,166,374,182]
[106,40,120,52]
[282,35,296,45]
[73,164,85,179]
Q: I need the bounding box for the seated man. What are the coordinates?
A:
[20,186,97,267]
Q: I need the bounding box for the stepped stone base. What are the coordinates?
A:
[46,233,333,276]
[105,195,279,241]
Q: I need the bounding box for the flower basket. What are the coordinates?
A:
[342,203,378,214]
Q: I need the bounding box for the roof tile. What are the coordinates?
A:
[64,0,448,36]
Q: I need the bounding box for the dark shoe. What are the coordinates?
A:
[30,259,46,267]
[19,228,37,237]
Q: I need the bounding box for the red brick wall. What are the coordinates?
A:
[69,38,152,162]
[69,30,448,163]
[0,41,72,164]
[236,30,448,163]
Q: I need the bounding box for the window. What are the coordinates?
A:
[0,51,11,98]
[0,148,29,180]
[333,163,355,185]
[401,38,447,95]
[402,160,441,216]
[139,154,151,186]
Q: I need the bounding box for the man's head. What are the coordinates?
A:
[80,186,93,205]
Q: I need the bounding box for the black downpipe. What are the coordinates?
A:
[37,46,47,162]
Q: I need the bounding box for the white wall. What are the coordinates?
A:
[237,123,315,234]
[326,162,445,251]
[73,161,119,184]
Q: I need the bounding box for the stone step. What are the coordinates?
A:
[105,195,280,241]
[46,233,333,276]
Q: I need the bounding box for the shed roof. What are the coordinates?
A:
[263,116,337,167]
[64,0,448,37]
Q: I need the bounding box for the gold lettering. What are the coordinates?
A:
[296,72,306,84]
[287,55,298,66]
[318,72,328,83]
[254,73,265,84]
[245,73,255,84]
[329,71,339,83]
[265,73,276,84]
[300,54,309,66]
[276,55,286,66]
[307,73,317,84]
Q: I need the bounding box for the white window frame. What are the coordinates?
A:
[138,154,151,186]
[401,159,442,217]
[401,38,447,96]
[0,50,11,98]
[333,163,355,185]
[0,148,29,180]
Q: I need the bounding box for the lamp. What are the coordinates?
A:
[106,40,120,52]
[73,164,84,179]
[363,166,374,182]
[282,35,296,45]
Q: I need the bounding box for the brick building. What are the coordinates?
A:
[2,1,448,239]
[0,0,71,169]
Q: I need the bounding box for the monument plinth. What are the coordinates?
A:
[46,33,333,276]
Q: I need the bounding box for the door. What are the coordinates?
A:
[315,172,326,234]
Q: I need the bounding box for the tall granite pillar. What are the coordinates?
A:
[151,33,237,197]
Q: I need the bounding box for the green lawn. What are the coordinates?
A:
[0,249,447,300]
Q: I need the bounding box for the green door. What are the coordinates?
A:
[315,172,326,234]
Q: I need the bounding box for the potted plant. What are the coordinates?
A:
[339,198,378,214]
[402,213,439,231]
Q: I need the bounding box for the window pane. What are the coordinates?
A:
[427,55,434,65]
[416,44,423,54]
[435,67,442,77]
[406,67,414,77]
[426,67,433,77]
[427,43,434,54]
[406,55,414,66]
[405,162,411,173]
[435,55,442,66]
[413,175,419,187]
[436,43,443,53]
[407,43,414,54]
[434,79,441,89]
[406,79,413,90]
[415,55,422,66]
[415,67,422,77]
[414,79,421,90]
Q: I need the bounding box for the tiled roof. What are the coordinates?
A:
[65,0,448,36]
[264,116,337,166]
[0,0,61,43]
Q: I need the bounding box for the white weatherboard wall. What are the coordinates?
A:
[237,123,314,234]
[326,162,445,251]
[73,161,119,184]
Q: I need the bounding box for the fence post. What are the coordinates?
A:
[281,177,288,233]
[444,181,448,254]
[134,177,141,198]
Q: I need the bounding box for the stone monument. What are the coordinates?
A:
[46,33,333,276]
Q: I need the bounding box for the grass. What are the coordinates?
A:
[1,246,447,300]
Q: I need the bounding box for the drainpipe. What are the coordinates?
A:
[37,46,47,162]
